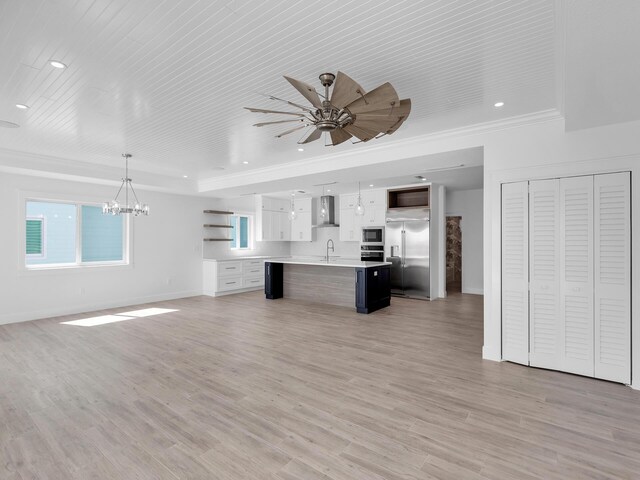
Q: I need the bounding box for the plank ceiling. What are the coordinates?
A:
[0,0,556,181]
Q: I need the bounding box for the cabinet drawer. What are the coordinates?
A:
[243,259,264,267]
[243,265,264,278]
[217,261,243,277]
[243,276,264,288]
[217,275,243,291]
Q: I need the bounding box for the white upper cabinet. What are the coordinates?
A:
[256,196,291,241]
[339,194,362,242]
[341,194,357,210]
[291,197,312,242]
[361,189,387,208]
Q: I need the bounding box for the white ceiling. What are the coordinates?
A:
[0,1,638,197]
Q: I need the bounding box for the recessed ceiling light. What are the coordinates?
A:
[183,175,188,178]
[369,184,374,187]
[327,189,331,192]
[494,101,505,107]
[49,60,67,69]
[15,104,29,110]
[297,148,304,152]
[421,177,427,181]
[242,161,249,164]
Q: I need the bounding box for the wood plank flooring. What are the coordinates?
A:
[1,292,639,479]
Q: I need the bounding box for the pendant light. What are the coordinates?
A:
[102,153,149,216]
[355,181,365,216]
[319,185,328,219]
[288,192,297,221]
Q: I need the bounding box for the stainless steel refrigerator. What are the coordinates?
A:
[384,208,430,299]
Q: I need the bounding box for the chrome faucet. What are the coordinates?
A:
[326,239,335,262]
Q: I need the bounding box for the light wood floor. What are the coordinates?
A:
[1,293,639,479]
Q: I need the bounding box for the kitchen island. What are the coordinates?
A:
[265,257,391,314]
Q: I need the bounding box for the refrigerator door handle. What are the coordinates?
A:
[401,229,406,267]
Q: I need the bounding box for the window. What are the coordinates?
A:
[25,200,127,268]
[230,215,251,250]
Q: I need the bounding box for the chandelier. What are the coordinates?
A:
[102,153,149,216]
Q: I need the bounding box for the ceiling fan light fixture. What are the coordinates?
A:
[245,71,411,146]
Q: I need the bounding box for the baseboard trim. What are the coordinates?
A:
[462,287,484,295]
[0,290,202,326]
[482,345,502,361]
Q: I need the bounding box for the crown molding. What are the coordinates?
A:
[198,109,563,193]
[0,147,198,196]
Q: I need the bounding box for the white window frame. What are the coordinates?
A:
[22,197,130,270]
[229,213,254,251]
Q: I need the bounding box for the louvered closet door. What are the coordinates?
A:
[559,176,594,376]
[529,180,560,369]
[501,182,529,365]
[594,172,631,383]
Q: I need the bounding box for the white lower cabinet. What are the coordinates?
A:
[204,258,266,296]
[501,172,631,384]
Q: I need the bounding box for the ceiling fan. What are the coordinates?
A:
[244,71,411,146]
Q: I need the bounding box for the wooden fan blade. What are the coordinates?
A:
[330,128,352,145]
[330,71,366,109]
[299,128,322,144]
[244,107,306,117]
[284,76,322,108]
[253,119,305,127]
[385,116,408,135]
[345,82,399,115]
[352,98,412,118]
[275,124,309,138]
[344,124,380,142]
[352,117,400,132]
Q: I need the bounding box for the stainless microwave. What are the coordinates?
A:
[361,226,384,246]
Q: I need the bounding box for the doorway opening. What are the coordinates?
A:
[446,216,462,294]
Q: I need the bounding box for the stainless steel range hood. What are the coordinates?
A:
[314,195,339,227]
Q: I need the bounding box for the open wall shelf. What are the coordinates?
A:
[203,209,234,242]
[203,209,234,215]
[388,186,430,209]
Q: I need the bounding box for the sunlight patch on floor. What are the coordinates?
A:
[60,308,178,327]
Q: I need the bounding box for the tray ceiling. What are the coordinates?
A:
[0,0,558,186]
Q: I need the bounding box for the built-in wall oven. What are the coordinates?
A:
[361,226,385,262]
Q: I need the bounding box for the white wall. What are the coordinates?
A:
[202,195,290,260]
[446,188,483,294]
[0,172,211,325]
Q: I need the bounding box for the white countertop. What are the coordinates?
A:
[267,256,391,269]
[203,256,275,262]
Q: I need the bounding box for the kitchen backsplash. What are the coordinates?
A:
[290,226,360,259]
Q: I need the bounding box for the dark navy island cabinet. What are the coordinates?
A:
[355,265,391,314]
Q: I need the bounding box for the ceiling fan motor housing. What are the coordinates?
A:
[319,73,336,87]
